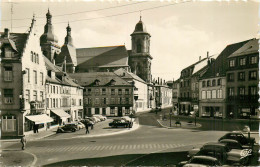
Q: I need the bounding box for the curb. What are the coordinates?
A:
[156,119,202,129]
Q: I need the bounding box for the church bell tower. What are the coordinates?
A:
[129,16,152,83]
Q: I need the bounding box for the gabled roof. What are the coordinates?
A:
[56,44,77,65]
[0,33,28,53]
[229,38,258,58]
[201,39,251,79]
[68,72,132,87]
[114,68,145,83]
[76,45,129,69]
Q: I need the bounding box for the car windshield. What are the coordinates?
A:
[190,158,219,166]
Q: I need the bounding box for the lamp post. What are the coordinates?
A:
[169,109,173,127]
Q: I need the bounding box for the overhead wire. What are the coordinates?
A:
[10,0,193,29]
[1,1,147,21]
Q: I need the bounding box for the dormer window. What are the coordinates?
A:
[94,79,100,86]
[109,79,116,86]
[5,48,13,58]
[229,59,235,67]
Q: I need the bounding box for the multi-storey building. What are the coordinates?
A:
[44,56,83,125]
[69,72,134,117]
[0,17,53,138]
[226,38,259,119]
[172,79,179,113]
[114,68,155,112]
[154,78,172,109]
[178,55,213,115]
[199,40,249,118]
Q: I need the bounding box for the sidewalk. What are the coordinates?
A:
[1,118,140,166]
[157,118,202,129]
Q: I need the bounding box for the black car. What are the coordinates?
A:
[218,131,256,146]
[56,124,78,133]
[109,119,132,128]
[178,155,222,167]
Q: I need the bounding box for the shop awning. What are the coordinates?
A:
[51,109,71,118]
[25,114,53,125]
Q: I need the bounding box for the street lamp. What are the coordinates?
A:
[169,109,173,127]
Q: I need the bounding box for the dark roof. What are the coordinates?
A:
[201,39,251,79]
[76,45,129,69]
[68,72,132,87]
[0,33,28,53]
[56,44,77,65]
[44,56,63,72]
[229,38,258,58]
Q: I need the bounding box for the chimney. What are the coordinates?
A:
[207,51,209,58]
[199,56,201,61]
[158,77,160,84]
[160,78,162,85]
[4,28,9,38]
[164,80,165,84]
[173,78,174,82]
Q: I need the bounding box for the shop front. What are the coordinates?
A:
[50,109,71,125]
[25,114,53,133]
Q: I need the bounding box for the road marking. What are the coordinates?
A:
[125,145,128,149]
[121,145,125,150]
[133,145,136,149]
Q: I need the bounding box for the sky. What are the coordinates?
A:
[1,0,259,81]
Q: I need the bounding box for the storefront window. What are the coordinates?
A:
[2,115,16,132]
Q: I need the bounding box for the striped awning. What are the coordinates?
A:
[25,114,53,125]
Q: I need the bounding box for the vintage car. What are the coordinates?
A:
[80,119,95,126]
[218,131,256,146]
[109,119,132,128]
[56,124,78,133]
[93,115,107,121]
[189,142,249,165]
[178,156,223,167]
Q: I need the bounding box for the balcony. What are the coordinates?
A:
[178,97,192,102]
[227,95,259,103]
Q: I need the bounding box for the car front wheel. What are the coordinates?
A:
[72,128,76,132]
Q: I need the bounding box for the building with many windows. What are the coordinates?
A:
[69,72,134,117]
[44,56,83,125]
[199,40,249,118]
[0,17,52,138]
[178,54,213,115]
[226,38,259,119]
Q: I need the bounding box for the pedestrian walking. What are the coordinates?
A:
[85,124,90,134]
[20,135,27,150]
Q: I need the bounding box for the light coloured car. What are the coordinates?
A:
[121,116,132,122]
[93,115,106,121]
[77,122,85,129]
[91,116,101,123]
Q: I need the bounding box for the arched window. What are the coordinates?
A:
[31,51,34,62]
[136,39,142,53]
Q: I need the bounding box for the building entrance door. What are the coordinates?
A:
[118,107,122,116]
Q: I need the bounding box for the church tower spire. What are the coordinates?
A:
[129,17,152,83]
[64,22,73,46]
[40,9,60,63]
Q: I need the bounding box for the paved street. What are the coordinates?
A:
[1,112,233,166]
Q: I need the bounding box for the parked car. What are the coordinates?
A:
[56,124,78,133]
[178,156,223,167]
[93,115,106,121]
[80,119,95,126]
[109,119,132,128]
[91,116,101,123]
[121,116,132,122]
[85,117,96,124]
[190,142,249,165]
[77,122,85,129]
[218,131,256,146]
